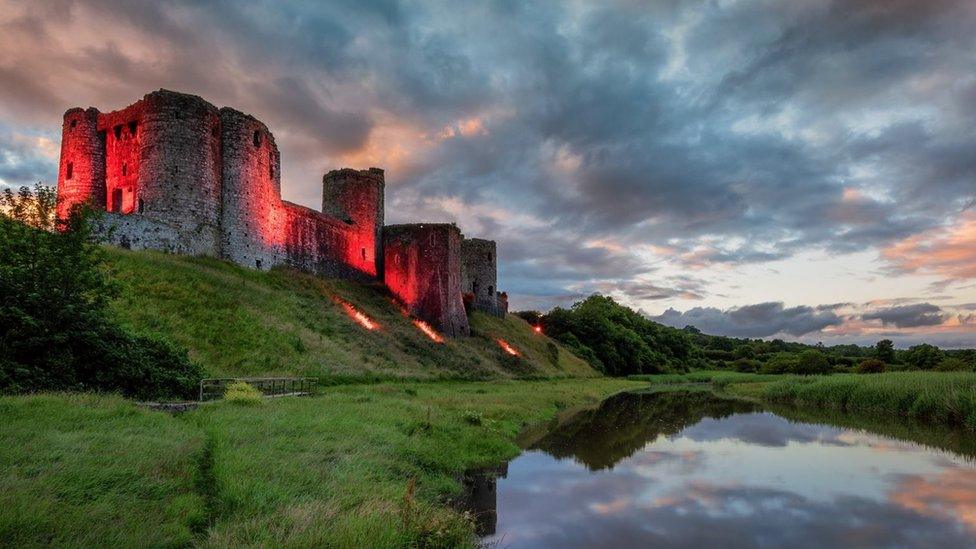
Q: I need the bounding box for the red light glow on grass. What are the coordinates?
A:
[413,319,445,343]
[497,338,519,356]
[533,325,543,334]
[333,296,379,330]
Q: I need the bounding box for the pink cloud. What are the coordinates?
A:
[882,212,976,281]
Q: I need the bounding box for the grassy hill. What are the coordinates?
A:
[104,248,597,382]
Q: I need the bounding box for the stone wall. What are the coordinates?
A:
[384,223,470,337]
[461,237,503,317]
[98,212,201,255]
[57,108,105,219]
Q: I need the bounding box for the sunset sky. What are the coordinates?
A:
[2,0,975,347]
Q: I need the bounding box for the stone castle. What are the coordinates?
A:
[56,89,507,337]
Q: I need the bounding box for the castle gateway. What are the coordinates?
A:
[56,89,507,336]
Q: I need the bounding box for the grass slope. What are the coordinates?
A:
[0,379,642,546]
[105,248,596,382]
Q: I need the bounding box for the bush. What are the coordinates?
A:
[857,358,886,374]
[224,381,263,405]
[760,353,799,374]
[935,357,972,372]
[733,358,761,373]
[0,186,202,400]
[795,350,830,375]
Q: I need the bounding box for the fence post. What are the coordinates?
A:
[199,380,204,402]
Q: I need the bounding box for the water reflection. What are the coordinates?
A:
[476,390,976,548]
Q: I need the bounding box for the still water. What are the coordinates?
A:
[462,390,976,548]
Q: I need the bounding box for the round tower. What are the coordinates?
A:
[322,167,385,278]
[56,108,105,220]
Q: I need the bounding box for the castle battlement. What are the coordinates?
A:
[56,89,506,336]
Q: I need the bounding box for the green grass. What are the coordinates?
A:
[0,393,206,546]
[104,248,596,382]
[722,371,976,431]
[0,379,641,547]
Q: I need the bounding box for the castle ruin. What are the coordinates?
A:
[56,89,506,336]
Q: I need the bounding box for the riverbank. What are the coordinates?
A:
[645,370,976,432]
[0,378,641,546]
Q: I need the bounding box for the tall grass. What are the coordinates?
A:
[758,372,976,430]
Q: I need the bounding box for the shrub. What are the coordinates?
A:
[760,353,799,374]
[795,350,830,375]
[935,357,972,372]
[857,358,886,374]
[461,410,483,425]
[224,381,263,405]
[733,358,760,373]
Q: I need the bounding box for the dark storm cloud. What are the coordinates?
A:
[862,303,947,328]
[653,302,844,338]
[1,0,975,331]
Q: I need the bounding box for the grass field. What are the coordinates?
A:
[104,248,596,382]
[0,379,642,547]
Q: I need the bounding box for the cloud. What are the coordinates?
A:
[882,212,976,282]
[653,302,844,338]
[2,0,976,344]
[862,303,947,328]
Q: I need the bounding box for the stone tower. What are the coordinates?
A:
[322,168,385,278]
[57,108,105,219]
[461,237,502,317]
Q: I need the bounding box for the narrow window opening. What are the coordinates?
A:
[253,130,261,147]
[66,162,73,180]
[255,259,262,269]
[128,121,137,136]
[361,247,367,261]
[70,120,77,129]
[114,125,122,139]
[138,198,144,213]
[111,189,122,213]
[122,162,127,176]
[488,285,494,295]
[269,163,274,179]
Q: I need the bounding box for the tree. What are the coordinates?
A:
[903,344,944,370]
[874,339,895,363]
[0,185,202,399]
[760,352,799,374]
[795,350,830,375]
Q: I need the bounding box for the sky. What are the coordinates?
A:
[2,0,976,347]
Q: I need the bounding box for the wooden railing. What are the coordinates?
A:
[198,377,316,402]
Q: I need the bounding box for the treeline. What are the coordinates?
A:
[0,185,201,399]
[516,296,976,377]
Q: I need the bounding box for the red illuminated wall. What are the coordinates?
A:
[322,168,385,278]
[98,105,142,214]
[383,223,470,338]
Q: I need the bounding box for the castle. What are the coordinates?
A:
[56,89,507,337]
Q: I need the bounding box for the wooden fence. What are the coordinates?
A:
[198,377,316,402]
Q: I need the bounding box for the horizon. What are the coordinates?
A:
[2,1,975,347]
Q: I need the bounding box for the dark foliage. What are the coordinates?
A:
[857,358,886,374]
[534,295,703,376]
[0,185,202,400]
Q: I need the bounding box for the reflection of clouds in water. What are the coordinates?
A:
[488,394,976,548]
[888,466,976,534]
[491,469,976,549]
[679,412,853,448]
[623,449,705,476]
